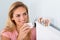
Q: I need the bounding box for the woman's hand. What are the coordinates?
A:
[38,17,50,26]
[17,23,31,40]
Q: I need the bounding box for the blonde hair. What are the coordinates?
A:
[4,1,30,40]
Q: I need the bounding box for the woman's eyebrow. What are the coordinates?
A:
[23,11,27,13]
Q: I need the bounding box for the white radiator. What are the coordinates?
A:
[36,21,60,40]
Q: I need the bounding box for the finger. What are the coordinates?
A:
[21,28,31,38]
[44,19,50,26]
[20,28,31,39]
[20,23,28,30]
[23,28,31,34]
[22,26,30,31]
[38,17,43,23]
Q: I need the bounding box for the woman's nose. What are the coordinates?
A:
[20,15,24,20]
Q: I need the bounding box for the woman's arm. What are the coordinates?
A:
[1,30,10,40]
[1,35,10,40]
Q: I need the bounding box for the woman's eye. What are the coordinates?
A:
[16,14,20,17]
[23,13,27,15]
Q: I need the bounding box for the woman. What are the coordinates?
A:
[1,1,36,40]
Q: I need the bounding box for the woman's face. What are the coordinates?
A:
[12,7,29,27]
